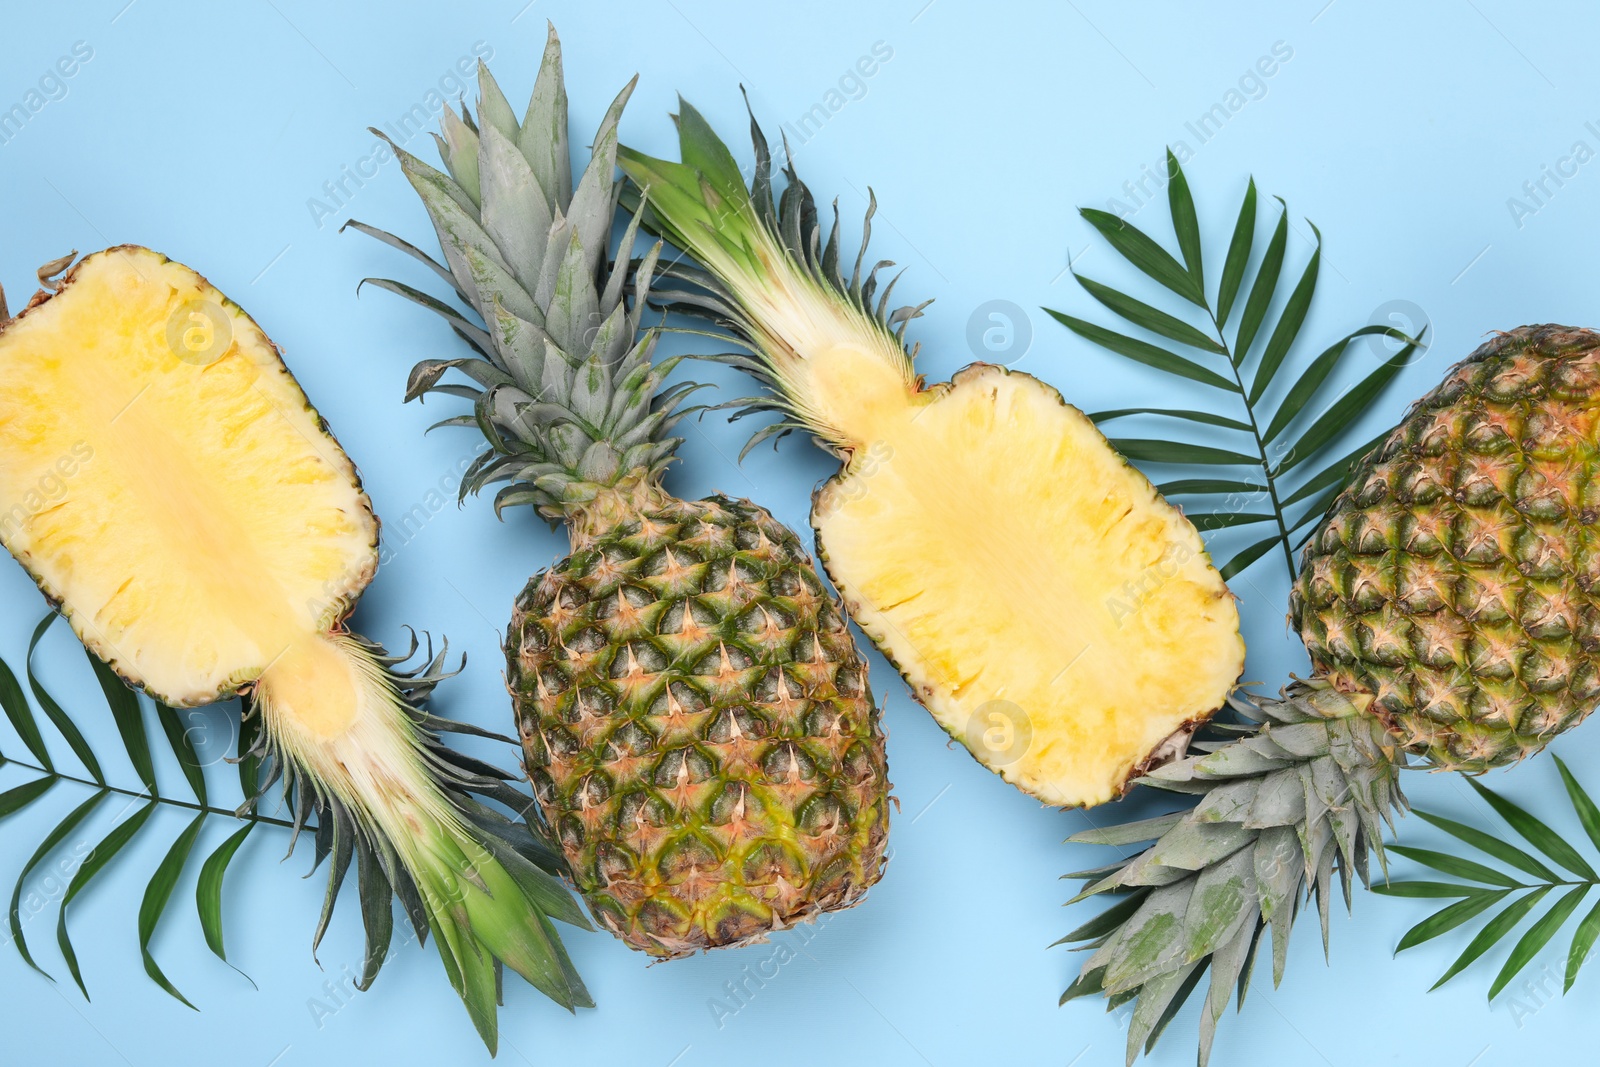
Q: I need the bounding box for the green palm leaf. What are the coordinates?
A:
[1045,310,1236,391]
[1107,439,1260,466]
[1218,535,1279,581]
[27,618,102,785]
[1428,887,1552,992]
[8,789,107,976]
[1074,276,1223,353]
[1233,204,1287,365]
[1048,154,1422,584]
[195,823,255,968]
[0,653,51,771]
[155,703,207,807]
[1279,430,1393,510]
[1079,208,1204,307]
[1386,845,1526,888]
[1157,477,1268,497]
[1491,885,1589,998]
[1378,757,1600,997]
[1092,408,1251,432]
[1165,149,1205,296]
[59,799,160,998]
[1246,226,1320,406]
[138,814,206,1009]
[1214,179,1255,324]
[1394,889,1510,951]
[86,652,156,796]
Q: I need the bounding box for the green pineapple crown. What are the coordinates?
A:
[351,26,696,529]
[617,97,931,457]
[1062,680,1406,1067]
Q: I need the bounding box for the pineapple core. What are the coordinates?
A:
[0,248,377,707]
[814,364,1244,807]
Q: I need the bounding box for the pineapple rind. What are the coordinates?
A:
[1293,324,1600,771]
[0,247,377,706]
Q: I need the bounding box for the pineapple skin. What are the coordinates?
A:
[1293,324,1600,770]
[509,493,891,957]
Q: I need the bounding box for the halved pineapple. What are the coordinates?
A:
[0,247,376,707]
[809,356,1240,806]
[0,247,588,1051]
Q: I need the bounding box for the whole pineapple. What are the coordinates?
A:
[1063,325,1600,1065]
[1293,323,1600,769]
[354,28,890,956]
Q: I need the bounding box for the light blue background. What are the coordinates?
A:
[3,1,1597,1064]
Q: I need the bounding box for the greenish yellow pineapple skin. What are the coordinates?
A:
[509,491,889,957]
[1292,324,1600,770]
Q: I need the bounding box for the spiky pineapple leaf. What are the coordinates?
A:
[1059,684,1408,1067]
[1047,153,1423,583]
[339,219,467,302]
[353,833,395,990]
[1376,757,1600,998]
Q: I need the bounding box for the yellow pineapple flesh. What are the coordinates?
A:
[0,248,375,706]
[810,355,1241,806]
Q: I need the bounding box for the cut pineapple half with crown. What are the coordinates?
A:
[619,104,1245,807]
[0,247,588,1054]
